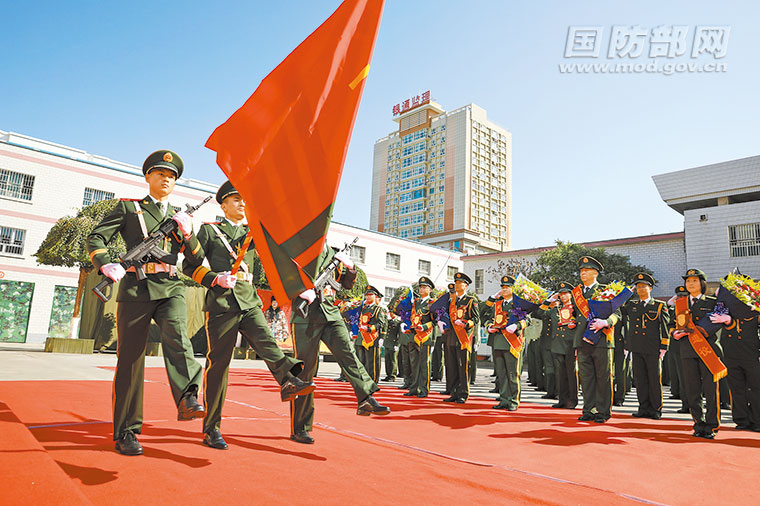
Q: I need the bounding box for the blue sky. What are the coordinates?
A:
[2,1,757,249]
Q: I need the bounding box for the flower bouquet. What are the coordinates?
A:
[340,298,363,336]
[583,281,633,345]
[718,272,760,319]
[510,274,551,325]
[430,290,453,330]
[391,286,414,332]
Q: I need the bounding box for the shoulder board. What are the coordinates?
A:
[120,198,141,201]
[203,222,222,225]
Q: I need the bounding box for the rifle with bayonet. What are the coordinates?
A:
[295,236,359,319]
[92,195,213,302]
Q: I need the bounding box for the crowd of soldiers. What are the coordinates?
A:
[86,149,759,456]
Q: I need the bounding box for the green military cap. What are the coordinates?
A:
[216,180,239,204]
[632,272,655,286]
[500,275,515,287]
[675,285,688,295]
[557,281,573,293]
[454,272,472,284]
[365,285,382,298]
[418,276,434,288]
[682,268,706,281]
[578,256,603,271]
[142,150,183,178]
[447,283,455,292]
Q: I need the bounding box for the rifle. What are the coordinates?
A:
[92,195,213,302]
[294,236,359,319]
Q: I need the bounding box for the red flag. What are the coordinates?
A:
[206,0,384,304]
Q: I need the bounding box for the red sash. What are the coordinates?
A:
[572,285,613,344]
[449,296,472,351]
[359,310,378,350]
[674,297,727,382]
[494,301,523,358]
[411,305,432,345]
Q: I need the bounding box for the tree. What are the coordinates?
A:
[485,257,536,284]
[35,199,126,338]
[530,240,653,290]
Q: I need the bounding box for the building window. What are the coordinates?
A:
[82,187,115,207]
[729,223,760,257]
[385,287,396,300]
[351,245,366,264]
[418,259,431,275]
[447,266,458,279]
[475,269,484,294]
[386,252,400,271]
[0,168,35,201]
[0,226,25,255]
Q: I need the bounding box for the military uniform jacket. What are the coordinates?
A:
[290,246,356,325]
[413,296,434,331]
[86,196,201,302]
[621,298,670,355]
[572,282,622,350]
[385,318,401,347]
[445,294,480,345]
[679,295,720,360]
[721,314,760,361]
[485,298,529,352]
[534,303,575,356]
[360,303,387,339]
[181,220,260,314]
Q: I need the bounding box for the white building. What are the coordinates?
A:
[371,95,512,255]
[653,155,760,280]
[0,130,464,344]
[0,130,222,344]
[327,221,463,301]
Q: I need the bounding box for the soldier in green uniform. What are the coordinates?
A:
[536,282,578,409]
[573,256,621,424]
[405,277,436,398]
[717,291,760,431]
[621,273,670,420]
[289,247,390,444]
[483,275,530,411]
[611,314,630,407]
[672,269,721,439]
[538,306,556,400]
[181,181,315,449]
[443,273,480,403]
[383,312,400,381]
[357,286,386,383]
[667,285,691,414]
[86,150,205,456]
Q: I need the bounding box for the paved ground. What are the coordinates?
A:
[1,342,733,425]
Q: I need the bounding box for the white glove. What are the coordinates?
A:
[589,318,609,331]
[172,211,193,238]
[437,321,446,333]
[624,350,630,360]
[400,322,408,333]
[487,325,499,334]
[454,319,466,328]
[212,272,237,289]
[491,290,503,299]
[666,295,678,307]
[659,349,667,360]
[334,251,355,270]
[101,263,126,282]
[709,313,732,325]
[299,288,316,304]
[505,324,517,334]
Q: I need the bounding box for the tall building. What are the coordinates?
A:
[370,95,512,254]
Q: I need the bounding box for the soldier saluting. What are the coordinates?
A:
[181,181,315,450]
[86,150,205,456]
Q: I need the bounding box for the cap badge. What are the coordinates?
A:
[163,152,173,163]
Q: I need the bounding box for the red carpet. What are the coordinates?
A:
[2,368,760,505]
